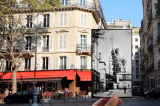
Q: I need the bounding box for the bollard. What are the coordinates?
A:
[41,99,44,106]
[29,99,32,106]
[76,92,77,101]
[50,99,53,106]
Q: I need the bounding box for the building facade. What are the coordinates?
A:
[0,0,107,93]
[140,0,160,90]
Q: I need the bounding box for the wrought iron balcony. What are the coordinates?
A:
[42,47,49,52]
[80,65,87,69]
[59,65,66,69]
[147,38,153,52]
[61,1,95,10]
[77,44,91,51]
[146,63,154,73]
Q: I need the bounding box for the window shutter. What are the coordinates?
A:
[64,13,67,26]
[19,58,24,71]
[31,35,35,51]
[37,57,41,70]
[87,35,91,51]
[50,13,54,27]
[32,14,36,28]
[59,35,63,50]
[66,56,70,69]
[81,14,83,27]
[87,56,91,69]
[84,14,87,27]
[77,0,80,5]
[64,35,67,50]
[21,15,27,28]
[77,56,80,69]
[30,57,35,70]
[48,57,53,70]
[49,35,53,52]
[2,40,7,51]
[20,37,26,52]
[77,34,80,44]
[0,59,5,71]
[55,56,59,69]
[38,14,43,28]
[60,13,63,26]
[37,35,42,52]
[13,15,18,29]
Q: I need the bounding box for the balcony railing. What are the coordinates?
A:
[61,1,95,10]
[42,47,49,52]
[80,65,87,69]
[146,63,154,73]
[59,65,66,69]
[77,44,91,51]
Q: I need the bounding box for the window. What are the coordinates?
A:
[136,75,139,79]
[26,15,32,28]
[80,56,86,69]
[25,58,31,70]
[132,45,133,49]
[42,57,48,70]
[135,53,139,59]
[25,36,31,50]
[81,14,87,27]
[80,0,86,6]
[60,13,67,26]
[43,14,50,27]
[62,0,68,5]
[135,38,138,42]
[132,75,134,79]
[60,57,66,69]
[136,68,139,74]
[136,60,139,66]
[80,35,86,50]
[6,60,12,71]
[59,35,67,51]
[135,45,138,49]
[132,67,134,72]
[42,36,49,52]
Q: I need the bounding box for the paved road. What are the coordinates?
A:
[0,96,160,106]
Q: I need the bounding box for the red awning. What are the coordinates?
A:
[76,71,91,81]
[0,70,75,81]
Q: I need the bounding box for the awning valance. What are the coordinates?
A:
[0,70,75,81]
[76,71,91,81]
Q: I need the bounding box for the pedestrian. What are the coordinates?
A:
[92,94,123,106]
[4,88,9,97]
[124,86,126,94]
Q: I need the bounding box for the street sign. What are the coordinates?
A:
[70,64,75,69]
[150,73,154,79]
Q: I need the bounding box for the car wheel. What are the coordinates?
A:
[6,99,11,104]
[146,95,150,100]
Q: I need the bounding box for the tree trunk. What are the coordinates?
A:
[12,69,17,94]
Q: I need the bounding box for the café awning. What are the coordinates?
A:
[76,71,91,81]
[0,70,75,82]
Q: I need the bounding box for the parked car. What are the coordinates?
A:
[132,86,143,96]
[145,87,160,100]
[3,90,42,104]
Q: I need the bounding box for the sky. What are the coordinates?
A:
[100,0,143,27]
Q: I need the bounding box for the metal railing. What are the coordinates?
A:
[59,65,66,69]
[77,44,91,51]
[24,67,30,71]
[42,66,48,70]
[42,47,49,52]
[80,65,87,69]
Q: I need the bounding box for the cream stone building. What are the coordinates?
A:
[0,0,107,93]
[140,0,160,90]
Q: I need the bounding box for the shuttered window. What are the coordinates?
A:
[44,14,50,27]
[42,36,49,52]
[80,0,85,6]
[59,35,67,51]
[26,15,32,28]
[81,14,87,27]
[25,58,31,70]
[80,56,86,69]
[25,36,31,50]
[60,13,67,26]
[60,57,66,69]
